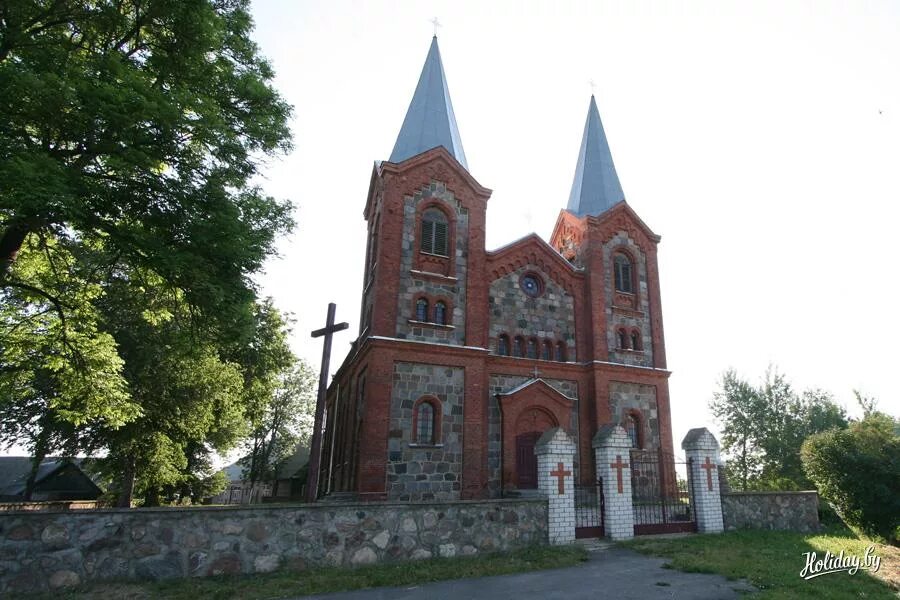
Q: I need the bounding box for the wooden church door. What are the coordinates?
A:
[515,431,542,489]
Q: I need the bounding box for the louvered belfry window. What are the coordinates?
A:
[421,209,449,256]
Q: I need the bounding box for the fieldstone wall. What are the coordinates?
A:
[387,363,464,501]
[395,181,468,345]
[487,264,577,361]
[722,491,820,533]
[608,381,659,449]
[0,498,547,594]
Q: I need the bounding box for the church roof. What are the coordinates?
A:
[566,95,625,217]
[389,37,469,170]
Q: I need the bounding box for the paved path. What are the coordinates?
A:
[297,543,755,600]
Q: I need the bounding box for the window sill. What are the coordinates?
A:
[410,269,457,283]
[408,319,455,330]
[615,348,645,354]
[408,443,444,449]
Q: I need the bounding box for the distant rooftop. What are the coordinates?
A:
[566,95,625,217]
[389,37,468,170]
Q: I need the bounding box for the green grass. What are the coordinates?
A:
[624,526,900,599]
[42,544,588,600]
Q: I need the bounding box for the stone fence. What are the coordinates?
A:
[0,498,547,594]
[721,491,819,533]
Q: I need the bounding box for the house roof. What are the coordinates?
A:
[389,37,468,170]
[567,95,625,217]
[0,456,94,496]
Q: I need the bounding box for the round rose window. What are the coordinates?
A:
[520,273,543,298]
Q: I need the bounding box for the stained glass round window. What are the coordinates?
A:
[520,274,543,298]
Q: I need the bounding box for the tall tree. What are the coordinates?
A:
[710,367,848,490]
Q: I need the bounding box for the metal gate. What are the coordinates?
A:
[574,479,604,539]
[631,449,696,535]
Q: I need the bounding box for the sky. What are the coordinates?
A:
[246,0,900,451]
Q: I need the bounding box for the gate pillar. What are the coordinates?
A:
[592,425,634,541]
[682,428,724,533]
[535,427,576,545]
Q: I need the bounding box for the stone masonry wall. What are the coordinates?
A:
[608,381,659,450]
[487,265,577,361]
[387,363,465,501]
[0,499,547,594]
[396,181,468,345]
[722,491,820,533]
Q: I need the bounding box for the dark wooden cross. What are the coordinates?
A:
[305,303,349,503]
[549,462,571,495]
[609,454,629,494]
[700,456,717,491]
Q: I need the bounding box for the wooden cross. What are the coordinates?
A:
[430,17,442,36]
[305,303,349,503]
[700,456,717,491]
[609,454,629,494]
[549,462,571,495]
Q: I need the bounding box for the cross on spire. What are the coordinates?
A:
[549,462,571,495]
[700,456,717,491]
[609,454,629,494]
[589,79,596,96]
[532,365,540,379]
[430,17,442,37]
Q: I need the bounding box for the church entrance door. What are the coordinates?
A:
[515,431,541,489]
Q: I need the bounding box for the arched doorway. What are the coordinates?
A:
[514,407,557,489]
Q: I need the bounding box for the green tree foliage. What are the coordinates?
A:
[0,1,294,503]
[802,413,900,545]
[710,367,848,490]
[239,303,316,495]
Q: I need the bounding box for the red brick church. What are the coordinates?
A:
[318,37,675,501]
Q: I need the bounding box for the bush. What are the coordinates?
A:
[801,414,900,545]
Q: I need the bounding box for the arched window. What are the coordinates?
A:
[630,330,641,351]
[541,340,552,361]
[416,401,436,444]
[527,338,537,359]
[617,328,629,350]
[513,336,525,357]
[498,334,510,356]
[421,208,449,256]
[625,413,641,448]
[416,298,429,322]
[434,301,447,325]
[614,253,634,293]
[555,341,567,362]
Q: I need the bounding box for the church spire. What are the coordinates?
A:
[566,95,625,217]
[389,37,469,170]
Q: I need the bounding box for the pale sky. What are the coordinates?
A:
[248,0,900,451]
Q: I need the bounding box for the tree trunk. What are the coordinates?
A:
[0,219,34,282]
[117,457,136,508]
[23,451,47,501]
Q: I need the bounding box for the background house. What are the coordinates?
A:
[0,457,103,502]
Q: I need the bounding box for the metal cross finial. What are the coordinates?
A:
[430,17,442,36]
[589,79,596,96]
[533,365,540,379]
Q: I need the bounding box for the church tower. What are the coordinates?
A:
[319,39,675,505]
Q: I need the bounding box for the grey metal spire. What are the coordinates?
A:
[566,95,625,216]
[389,37,468,170]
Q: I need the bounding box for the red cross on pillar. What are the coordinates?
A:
[609,455,629,494]
[701,456,717,491]
[549,462,571,495]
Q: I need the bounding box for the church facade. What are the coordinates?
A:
[318,37,675,502]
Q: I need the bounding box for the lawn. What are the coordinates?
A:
[37,544,588,600]
[624,527,900,599]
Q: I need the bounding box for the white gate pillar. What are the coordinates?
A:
[592,425,634,541]
[682,428,725,533]
[535,427,576,545]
